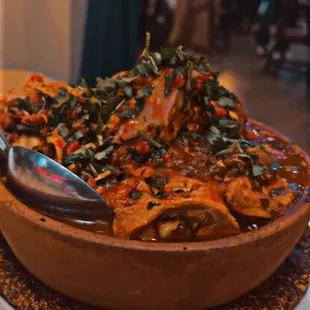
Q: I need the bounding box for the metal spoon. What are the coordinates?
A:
[0,131,9,176]
[0,132,113,224]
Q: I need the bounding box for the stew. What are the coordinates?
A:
[0,40,309,242]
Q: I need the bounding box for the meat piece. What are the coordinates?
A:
[150,139,212,181]
[20,113,48,126]
[112,181,240,238]
[128,166,205,195]
[156,218,181,239]
[262,178,294,207]
[112,69,186,143]
[226,177,272,218]
[163,175,202,194]
[11,135,43,149]
[113,92,184,143]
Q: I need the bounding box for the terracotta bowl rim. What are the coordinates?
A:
[1,119,309,252]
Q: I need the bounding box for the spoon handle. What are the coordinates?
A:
[0,131,9,177]
[0,131,9,153]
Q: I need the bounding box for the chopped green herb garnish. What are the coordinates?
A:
[136,84,153,99]
[82,147,95,163]
[137,130,162,148]
[96,77,117,93]
[80,78,89,94]
[70,96,79,109]
[58,87,68,96]
[103,164,119,174]
[72,143,96,155]
[218,97,236,108]
[164,75,172,96]
[140,32,151,58]
[88,164,98,177]
[58,123,69,138]
[97,134,104,146]
[134,97,145,116]
[94,146,114,160]
[54,94,70,108]
[252,165,264,177]
[186,62,194,92]
[131,190,143,200]
[119,107,133,118]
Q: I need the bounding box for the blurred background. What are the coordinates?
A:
[1,0,309,151]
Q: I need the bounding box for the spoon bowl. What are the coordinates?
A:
[0,131,9,176]
[0,132,113,224]
[0,131,9,153]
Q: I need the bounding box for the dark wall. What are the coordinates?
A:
[80,0,143,86]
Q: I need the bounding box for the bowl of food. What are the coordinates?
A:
[0,43,309,310]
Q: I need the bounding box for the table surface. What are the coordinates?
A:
[0,293,308,310]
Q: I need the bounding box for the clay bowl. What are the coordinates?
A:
[0,119,309,310]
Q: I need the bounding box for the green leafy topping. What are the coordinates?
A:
[186,62,194,91]
[131,190,143,200]
[58,87,68,96]
[116,79,132,98]
[137,130,162,148]
[88,163,98,177]
[252,165,264,177]
[103,164,119,174]
[80,78,89,94]
[164,67,186,96]
[160,46,186,65]
[94,146,114,160]
[214,140,242,157]
[134,84,153,115]
[54,94,70,108]
[121,75,139,83]
[123,84,132,98]
[140,32,151,58]
[58,123,69,138]
[16,98,33,113]
[70,96,79,109]
[134,61,159,77]
[67,130,84,142]
[136,84,153,99]
[64,153,84,166]
[218,97,237,108]
[119,107,133,119]
[82,147,95,163]
[219,118,237,129]
[96,77,117,93]
[100,96,123,122]
[164,75,172,96]
[134,97,144,116]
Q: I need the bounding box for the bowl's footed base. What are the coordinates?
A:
[0,229,309,310]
